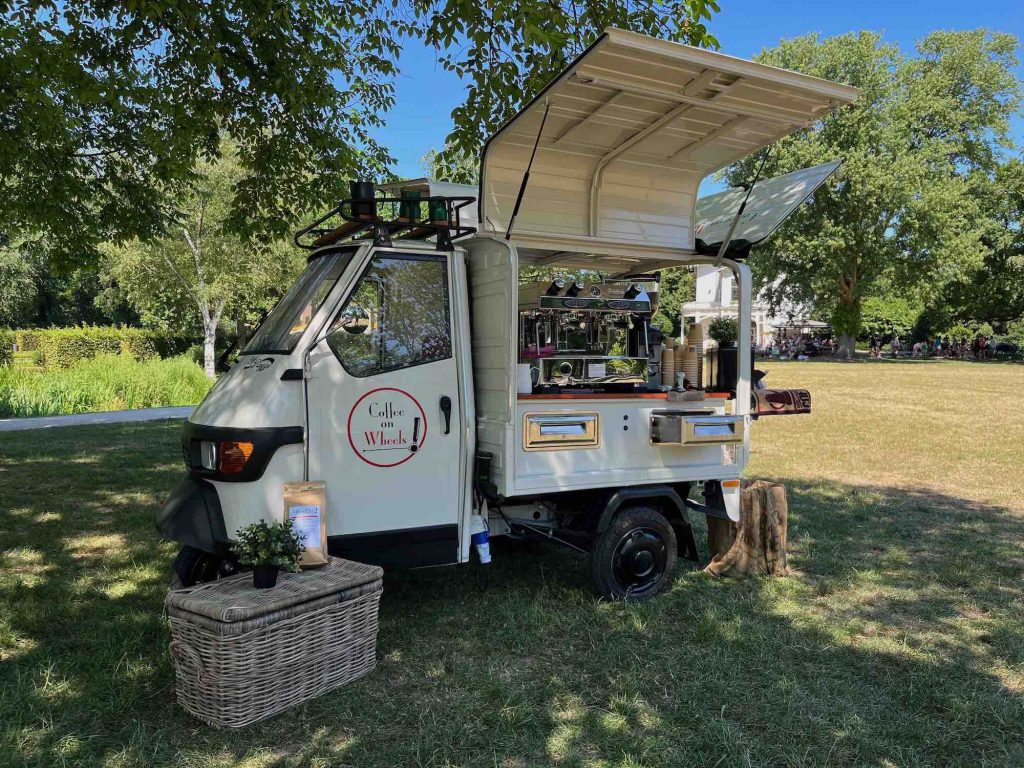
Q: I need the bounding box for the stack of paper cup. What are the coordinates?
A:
[683,323,704,389]
[674,344,687,384]
[660,346,675,387]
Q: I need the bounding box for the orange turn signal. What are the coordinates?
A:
[721,479,741,489]
[218,441,254,474]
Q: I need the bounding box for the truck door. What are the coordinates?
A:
[309,249,464,567]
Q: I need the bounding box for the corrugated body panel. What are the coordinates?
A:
[464,237,518,496]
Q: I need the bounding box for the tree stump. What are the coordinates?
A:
[704,480,790,577]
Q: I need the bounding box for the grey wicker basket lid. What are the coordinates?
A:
[165,558,383,624]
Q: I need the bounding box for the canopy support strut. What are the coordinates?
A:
[715,146,771,267]
[505,100,551,240]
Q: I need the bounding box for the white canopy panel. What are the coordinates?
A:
[479,28,859,257]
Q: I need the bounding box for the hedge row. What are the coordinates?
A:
[2,327,199,369]
[0,330,12,367]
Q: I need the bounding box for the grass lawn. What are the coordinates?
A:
[1,360,1021,767]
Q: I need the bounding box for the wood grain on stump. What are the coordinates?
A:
[704,480,789,577]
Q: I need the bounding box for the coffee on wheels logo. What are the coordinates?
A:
[347,388,427,467]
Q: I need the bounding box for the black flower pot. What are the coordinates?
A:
[252,564,280,589]
[716,343,739,392]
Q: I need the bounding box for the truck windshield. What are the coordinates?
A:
[242,249,355,355]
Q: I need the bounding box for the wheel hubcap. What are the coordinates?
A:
[612,528,668,594]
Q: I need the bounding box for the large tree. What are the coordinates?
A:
[725,30,1021,357]
[1,1,720,262]
[936,158,1024,328]
[102,147,304,377]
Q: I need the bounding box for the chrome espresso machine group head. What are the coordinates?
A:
[518,277,660,391]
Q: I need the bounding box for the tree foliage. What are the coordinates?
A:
[421,0,720,172]
[0,239,37,327]
[935,158,1024,327]
[101,144,305,377]
[1,1,721,266]
[725,30,1021,357]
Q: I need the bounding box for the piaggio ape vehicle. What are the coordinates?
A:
[158,28,858,598]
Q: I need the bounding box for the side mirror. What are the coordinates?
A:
[336,306,370,335]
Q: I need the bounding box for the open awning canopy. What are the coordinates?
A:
[479,28,859,267]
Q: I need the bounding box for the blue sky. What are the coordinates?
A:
[371,0,1024,187]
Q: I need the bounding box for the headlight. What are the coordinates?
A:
[199,440,217,471]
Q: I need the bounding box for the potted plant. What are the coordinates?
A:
[708,316,739,347]
[231,519,304,589]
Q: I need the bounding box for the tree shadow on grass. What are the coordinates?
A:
[1,425,1023,767]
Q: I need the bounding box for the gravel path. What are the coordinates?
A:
[0,406,194,432]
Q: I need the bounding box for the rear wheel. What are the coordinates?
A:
[589,506,677,601]
[169,545,235,589]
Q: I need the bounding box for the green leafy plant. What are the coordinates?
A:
[231,520,303,572]
[0,353,212,418]
[0,330,13,367]
[708,317,739,345]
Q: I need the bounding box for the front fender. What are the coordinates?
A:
[155,476,228,555]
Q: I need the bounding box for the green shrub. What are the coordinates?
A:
[14,327,201,368]
[187,343,205,366]
[34,326,163,368]
[149,331,201,359]
[0,354,213,417]
[14,329,41,352]
[0,330,13,367]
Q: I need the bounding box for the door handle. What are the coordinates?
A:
[440,396,452,435]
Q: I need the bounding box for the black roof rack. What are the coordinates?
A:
[295,181,476,251]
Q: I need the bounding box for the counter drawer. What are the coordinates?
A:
[650,413,744,446]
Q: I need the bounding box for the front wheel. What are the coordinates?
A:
[589,506,677,601]
[169,545,235,589]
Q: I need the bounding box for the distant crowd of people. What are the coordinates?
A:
[758,332,1001,360]
[904,334,997,360]
[757,334,835,359]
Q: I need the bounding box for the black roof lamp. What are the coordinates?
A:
[350,180,377,220]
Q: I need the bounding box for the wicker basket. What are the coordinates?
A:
[165,557,383,728]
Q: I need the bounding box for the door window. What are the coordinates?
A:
[327,254,451,377]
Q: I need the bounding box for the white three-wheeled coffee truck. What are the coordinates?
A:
[158,29,858,598]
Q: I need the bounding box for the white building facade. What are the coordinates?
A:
[681,265,813,348]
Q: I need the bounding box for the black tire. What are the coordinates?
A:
[589,506,677,601]
[169,545,230,589]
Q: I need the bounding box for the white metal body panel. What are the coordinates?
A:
[213,444,304,535]
[191,350,305,430]
[513,398,741,493]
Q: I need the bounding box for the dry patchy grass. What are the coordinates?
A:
[0,360,1022,767]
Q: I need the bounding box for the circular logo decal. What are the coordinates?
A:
[347,387,427,467]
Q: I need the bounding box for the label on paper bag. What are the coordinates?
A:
[288,505,323,549]
[283,481,329,567]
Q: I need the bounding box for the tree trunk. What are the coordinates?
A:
[836,334,856,359]
[705,480,790,577]
[203,326,216,379]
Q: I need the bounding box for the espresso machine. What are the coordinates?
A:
[518,277,659,392]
